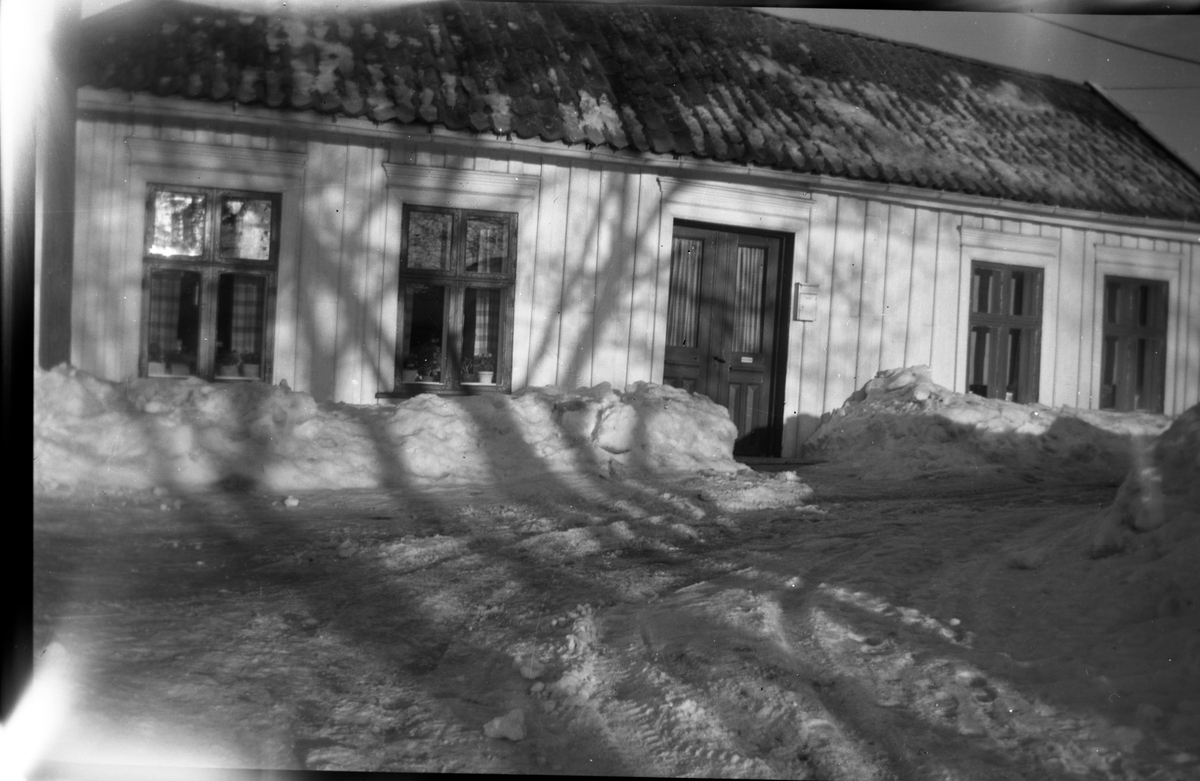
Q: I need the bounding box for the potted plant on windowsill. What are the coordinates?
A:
[401,358,419,384]
[216,350,241,378]
[475,353,496,384]
[240,352,261,379]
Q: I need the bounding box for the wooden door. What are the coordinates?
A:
[1101,277,1168,413]
[662,224,783,456]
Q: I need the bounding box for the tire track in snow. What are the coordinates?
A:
[592,575,896,779]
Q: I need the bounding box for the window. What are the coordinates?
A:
[1100,276,1168,412]
[140,185,279,382]
[965,261,1043,403]
[395,205,516,392]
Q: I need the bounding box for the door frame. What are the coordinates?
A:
[669,218,794,457]
[653,175,814,456]
[1091,245,1185,414]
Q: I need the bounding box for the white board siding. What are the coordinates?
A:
[70,115,1200,437]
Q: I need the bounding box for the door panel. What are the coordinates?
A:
[1101,277,1167,413]
[663,225,783,456]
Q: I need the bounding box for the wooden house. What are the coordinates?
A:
[67,1,1200,457]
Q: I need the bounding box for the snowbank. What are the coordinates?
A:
[803,366,1171,482]
[33,366,745,494]
[1090,404,1200,559]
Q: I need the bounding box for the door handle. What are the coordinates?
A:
[713,355,726,363]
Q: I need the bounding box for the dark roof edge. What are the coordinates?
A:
[1086,81,1200,183]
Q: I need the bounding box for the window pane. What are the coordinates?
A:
[732,245,765,353]
[462,288,502,380]
[971,268,994,314]
[1006,328,1023,400]
[1105,280,1120,324]
[148,191,207,257]
[465,216,509,274]
[219,197,273,261]
[1009,271,1026,316]
[402,285,445,382]
[147,269,202,376]
[967,325,992,396]
[406,211,452,270]
[667,237,703,347]
[216,274,266,378]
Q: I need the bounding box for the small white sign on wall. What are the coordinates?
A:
[793,283,820,322]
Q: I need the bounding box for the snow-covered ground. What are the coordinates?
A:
[28,365,1200,780]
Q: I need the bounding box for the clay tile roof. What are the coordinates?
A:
[81,0,1200,222]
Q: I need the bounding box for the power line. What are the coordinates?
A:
[1103,85,1200,90]
[1030,16,1200,67]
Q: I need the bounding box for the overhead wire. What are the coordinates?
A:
[1029,15,1200,67]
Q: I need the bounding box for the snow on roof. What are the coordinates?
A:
[80,1,1200,222]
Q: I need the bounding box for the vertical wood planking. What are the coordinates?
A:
[905,208,939,369]
[823,196,865,407]
[359,143,390,399]
[509,158,543,389]
[525,159,569,386]
[71,119,99,371]
[780,214,812,457]
[592,167,637,388]
[930,211,962,390]
[628,172,662,384]
[1078,231,1100,406]
[880,205,915,370]
[855,199,889,385]
[334,142,373,404]
[556,163,600,387]
[1054,226,1085,407]
[1185,242,1200,408]
[101,120,130,381]
[795,192,836,443]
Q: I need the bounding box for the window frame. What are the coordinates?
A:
[138,183,281,382]
[965,260,1044,404]
[393,203,518,394]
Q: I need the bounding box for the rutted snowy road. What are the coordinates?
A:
[31,469,1200,780]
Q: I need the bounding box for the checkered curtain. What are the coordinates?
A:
[148,273,181,353]
[473,290,494,355]
[229,276,263,354]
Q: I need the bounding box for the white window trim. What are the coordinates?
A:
[118,139,307,385]
[1090,244,1185,413]
[955,228,1061,399]
[380,163,541,390]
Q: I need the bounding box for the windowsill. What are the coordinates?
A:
[376,385,507,400]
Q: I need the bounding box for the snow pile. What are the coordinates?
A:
[803,366,1171,482]
[33,366,745,494]
[1090,404,1200,559]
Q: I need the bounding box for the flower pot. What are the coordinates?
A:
[241,364,260,378]
[147,362,167,376]
[216,365,240,378]
[170,363,190,376]
[401,369,419,383]
[477,371,495,384]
